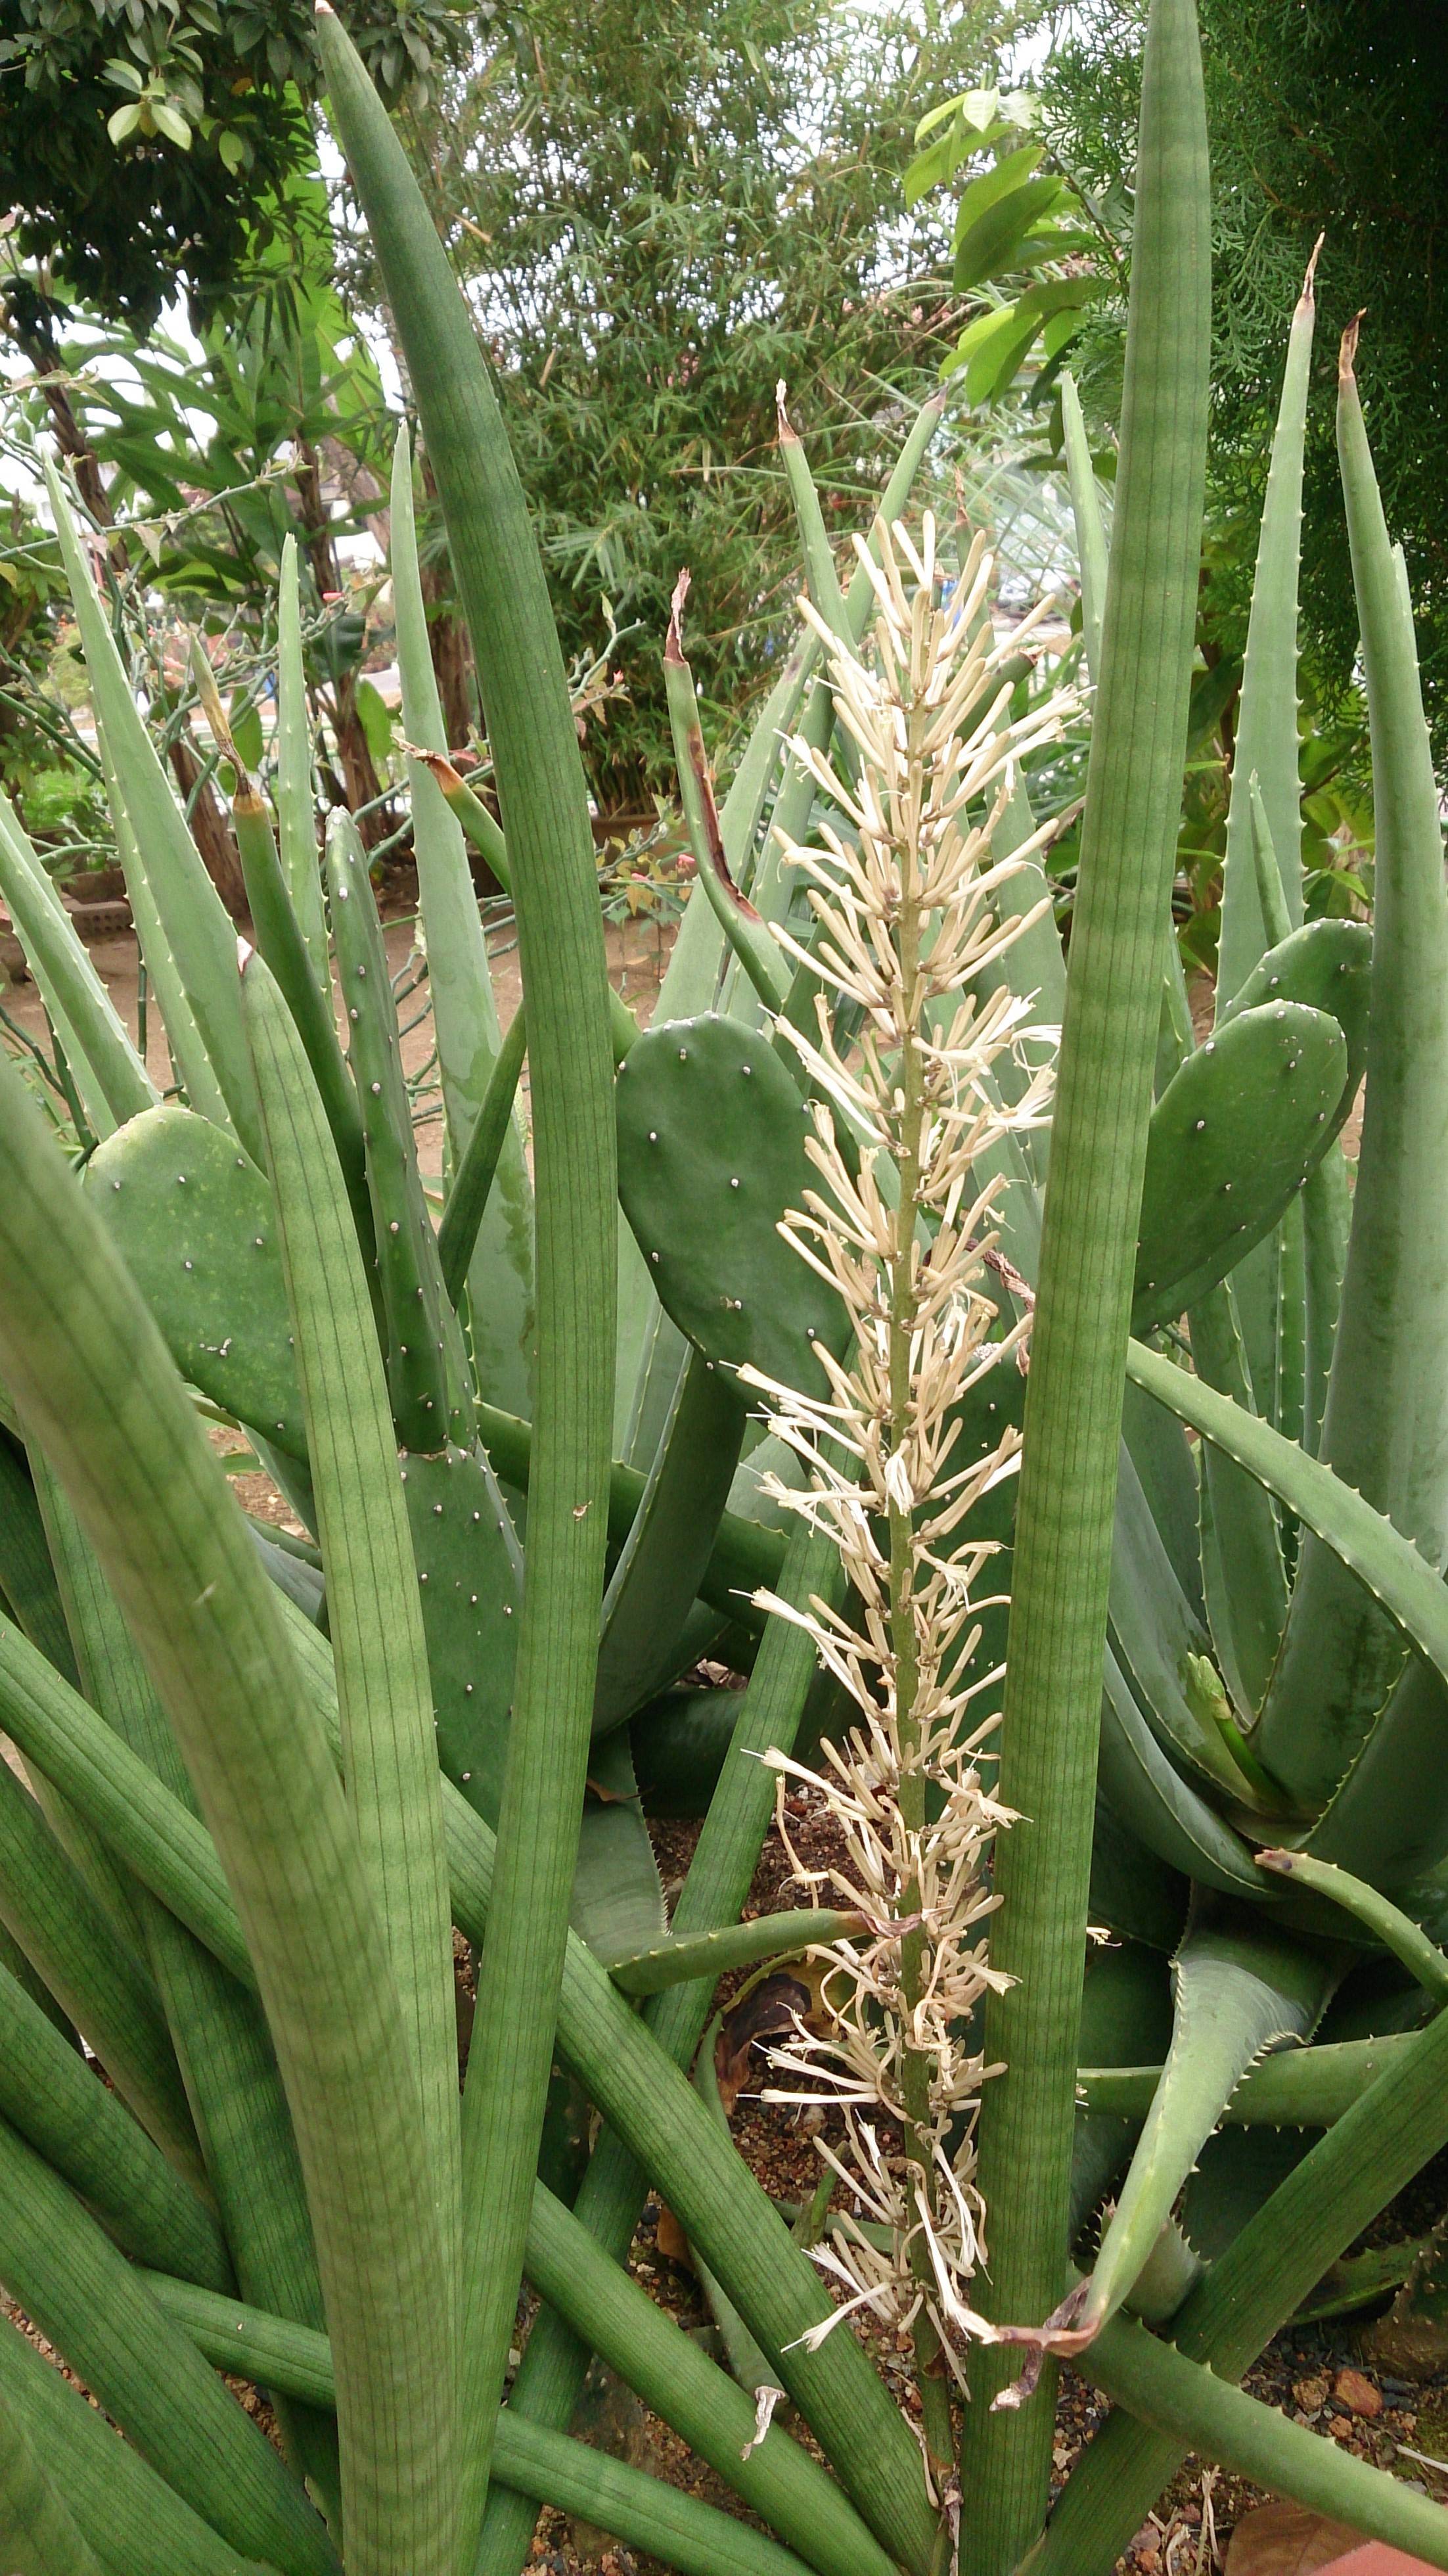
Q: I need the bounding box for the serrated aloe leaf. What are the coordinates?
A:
[1034,1976,1448,2576]
[86,1105,305,1456]
[1188,1283,1288,1715]
[0,2371,107,2576]
[1068,1909,1335,2345]
[0,1050,457,2576]
[0,2309,276,2576]
[44,463,261,1164]
[1256,327,1448,1808]
[1089,1793,1190,1951]
[1126,1338,1448,1745]
[1108,1443,1265,1805]
[0,793,154,1134]
[1133,1001,1347,1332]
[1076,2033,1412,2127]
[1215,252,1317,1009]
[593,1351,746,1734]
[1060,369,1108,686]
[1070,1938,1169,2245]
[1178,2123,1316,2265]
[0,1948,230,2288]
[1099,1649,1265,1899]
[243,948,461,2381]
[391,426,534,1412]
[570,1729,666,1964]
[0,2111,335,2573]
[963,0,1211,2514]
[275,537,328,996]
[616,1013,845,1402]
[1121,1375,1203,1621]
[1302,1141,1351,1458]
[1307,1653,1448,1887]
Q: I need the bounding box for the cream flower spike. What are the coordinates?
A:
[740,515,1073,2486]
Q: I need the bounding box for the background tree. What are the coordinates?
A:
[342,0,984,810]
[1041,0,1448,762]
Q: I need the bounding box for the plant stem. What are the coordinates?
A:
[886,734,953,2514]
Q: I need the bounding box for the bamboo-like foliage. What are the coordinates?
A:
[2,3,1448,2571]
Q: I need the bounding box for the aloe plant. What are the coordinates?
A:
[1,4,1448,2572]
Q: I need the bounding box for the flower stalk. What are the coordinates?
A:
[744,518,1072,2517]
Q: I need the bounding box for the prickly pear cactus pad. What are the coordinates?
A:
[401,1441,521,1824]
[1133,1000,1348,1333]
[615,1011,846,1402]
[85,1106,306,1458]
[1223,917,1372,1113]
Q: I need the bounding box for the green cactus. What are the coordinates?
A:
[615,1013,843,1401]
[1133,999,1347,1333]
[401,1443,520,1822]
[85,1107,307,1461]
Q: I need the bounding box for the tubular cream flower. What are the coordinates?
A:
[741,515,1073,2473]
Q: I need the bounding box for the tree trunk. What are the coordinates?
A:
[169,732,248,921]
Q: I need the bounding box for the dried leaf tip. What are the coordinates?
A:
[1300,232,1324,308]
[1254,1848,1297,1878]
[1339,311,1366,389]
[236,936,254,973]
[665,568,692,668]
[776,380,799,445]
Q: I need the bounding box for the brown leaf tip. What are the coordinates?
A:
[1301,231,1324,308]
[1339,311,1365,389]
[776,379,798,445]
[665,567,691,668]
[1254,1847,1296,1877]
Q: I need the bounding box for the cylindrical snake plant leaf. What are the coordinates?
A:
[242,944,461,2349]
[0,2109,336,2574]
[0,2374,108,2576]
[0,2307,275,2576]
[1257,323,1448,1808]
[43,463,262,1166]
[961,3,1210,2554]
[390,423,535,1413]
[315,23,617,2562]
[0,792,154,1134]
[0,1047,456,2576]
[478,1511,848,2576]
[275,536,329,997]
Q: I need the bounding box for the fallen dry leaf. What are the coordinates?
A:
[1225,2502,1367,2574]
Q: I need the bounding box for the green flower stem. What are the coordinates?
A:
[959,3,1210,2560]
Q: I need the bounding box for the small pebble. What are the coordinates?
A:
[1334,2366,1384,2418]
